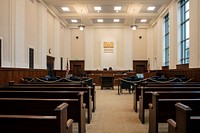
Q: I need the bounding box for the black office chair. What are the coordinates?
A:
[119,77,133,94]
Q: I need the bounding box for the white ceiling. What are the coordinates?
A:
[42,0,172,29]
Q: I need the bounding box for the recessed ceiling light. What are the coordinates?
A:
[94,6,101,11]
[140,19,147,23]
[61,7,70,11]
[147,6,155,11]
[97,19,104,23]
[114,6,121,11]
[71,20,78,23]
[113,19,120,22]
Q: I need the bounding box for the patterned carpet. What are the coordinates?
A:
[72,86,168,133]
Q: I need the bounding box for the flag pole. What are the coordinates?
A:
[66,58,69,76]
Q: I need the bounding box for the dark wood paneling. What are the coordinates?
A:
[54,70,66,78]
[47,56,55,77]
[159,68,200,82]
[133,60,148,73]
[162,66,169,70]
[70,60,84,76]
[176,64,189,69]
[0,68,47,86]
[87,70,135,86]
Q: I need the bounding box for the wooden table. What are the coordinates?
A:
[101,76,114,90]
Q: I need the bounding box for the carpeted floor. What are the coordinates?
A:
[73,86,168,133]
[86,86,149,133]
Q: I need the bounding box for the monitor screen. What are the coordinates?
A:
[136,73,144,79]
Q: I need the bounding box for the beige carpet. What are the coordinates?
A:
[71,86,168,133]
[86,86,149,133]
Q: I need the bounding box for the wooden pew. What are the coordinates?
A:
[0,91,85,133]
[0,100,73,133]
[167,102,200,133]
[133,82,200,112]
[139,86,200,124]
[0,85,92,124]
[18,77,96,112]
[9,80,96,113]
[148,92,200,133]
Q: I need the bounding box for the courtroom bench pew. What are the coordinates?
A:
[138,86,200,124]
[0,91,85,133]
[133,82,200,112]
[0,85,92,124]
[0,100,72,133]
[9,81,96,113]
[148,91,200,133]
[167,102,200,133]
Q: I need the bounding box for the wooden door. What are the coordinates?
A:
[70,60,84,76]
[47,56,55,77]
[133,60,148,73]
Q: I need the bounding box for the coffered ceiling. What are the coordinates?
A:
[42,0,172,29]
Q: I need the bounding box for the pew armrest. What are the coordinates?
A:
[167,119,176,133]
[148,103,153,109]
[66,119,73,133]
[83,103,86,109]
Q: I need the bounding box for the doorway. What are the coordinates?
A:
[47,56,55,77]
[133,60,148,73]
[70,60,84,76]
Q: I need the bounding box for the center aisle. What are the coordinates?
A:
[86,86,148,133]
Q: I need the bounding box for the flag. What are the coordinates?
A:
[147,58,150,73]
[66,58,69,74]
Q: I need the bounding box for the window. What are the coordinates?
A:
[29,48,34,69]
[179,0,189,64]
[163,13,169,66]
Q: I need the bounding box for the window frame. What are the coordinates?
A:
[180,0,190,64]
[163,13,170,66]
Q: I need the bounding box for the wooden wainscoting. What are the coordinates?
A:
[159,68,200,82]
[0,68,47,86]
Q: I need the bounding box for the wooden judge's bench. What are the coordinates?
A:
[85,70,136,86]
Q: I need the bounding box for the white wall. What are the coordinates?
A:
[0,0,12,67]
[70,29,84,60]
[189,0,200,68]
[0,0,69,70]
[133,29,147,60]
[70,27,147,70]
[147,0,200,70]
[146,0,177,70]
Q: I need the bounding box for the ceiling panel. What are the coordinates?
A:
[43,0,172,29]
[92,18,125,24]
[54,4,77,13]
[87,4,128,13]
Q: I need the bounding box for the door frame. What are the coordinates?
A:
[47,56,55,77]
[133,60,148,73]
[70,60,84,76]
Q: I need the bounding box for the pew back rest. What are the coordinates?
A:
[0,98,72,116]
[151,92,200,121]
[168,102,200,133]
[0,102,68,133]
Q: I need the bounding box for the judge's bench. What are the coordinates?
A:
[85,70,136,86]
